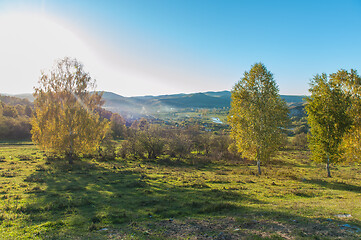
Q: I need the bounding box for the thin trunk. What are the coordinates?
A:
[68,138,74,164]
[326,156,331,177]
[68,153,73,164]
[68,112,74,164]
[257,159,262,175]
[256,146,262,175]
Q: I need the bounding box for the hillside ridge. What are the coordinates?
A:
[2,91,307,116]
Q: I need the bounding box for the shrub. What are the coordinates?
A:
[292,133,308,149]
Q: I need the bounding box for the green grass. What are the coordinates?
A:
[0,142,361,239]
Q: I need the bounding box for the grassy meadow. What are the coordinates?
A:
[0,142,361,239]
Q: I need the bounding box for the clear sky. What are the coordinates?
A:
[0,0,360,96]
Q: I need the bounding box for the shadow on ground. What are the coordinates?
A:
[18,158,361,239]
[305,178,361,193]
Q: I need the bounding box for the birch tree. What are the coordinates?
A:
[330,69,361,162]
[228,63,289,175]
[31,57,109,164]
[305,73,351,177]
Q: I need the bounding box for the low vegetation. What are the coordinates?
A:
[0,142,361,239]
[2,60,360,239]
[0,96,33,140]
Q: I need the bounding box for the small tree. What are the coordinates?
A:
[136,125,165,159]
[166,129,193,158]
[3,105,19,118]
[31,57,110,164]
[131,118,149,130]
[24,105,33,117]
[306,73,352,177]
[292,132,308,149]
[228,63,289,175]
[110,113,127,139]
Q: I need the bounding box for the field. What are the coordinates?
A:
[1,142,361,239]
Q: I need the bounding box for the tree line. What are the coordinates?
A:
[5,57,361,178]
[229,63,361,177]
[0,96,33,140]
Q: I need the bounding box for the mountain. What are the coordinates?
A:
[2,91,307,117]
[101,91,306,116]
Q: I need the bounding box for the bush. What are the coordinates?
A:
[292,133,308,149]
[166,130,193,158]
[293,124,309,135]
[97,135,117,160]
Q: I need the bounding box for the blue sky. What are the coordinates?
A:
[1,0,360,96]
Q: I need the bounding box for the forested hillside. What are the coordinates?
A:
[7,91,307,118]
[0,95,33,140]
[101,91,306,116]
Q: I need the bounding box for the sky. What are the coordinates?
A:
[0,0,360,96]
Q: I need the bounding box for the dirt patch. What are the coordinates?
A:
[104,216,361,239]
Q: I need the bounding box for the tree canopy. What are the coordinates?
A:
[31,57,109,163]
[331,69,361,163]
[305,73,352,177]
[228,63,289,175]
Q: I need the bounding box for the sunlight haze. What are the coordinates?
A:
[1,0,361,96]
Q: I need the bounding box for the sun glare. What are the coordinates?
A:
[0,12,96,93]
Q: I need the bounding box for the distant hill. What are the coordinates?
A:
[2,91,307,117]
[102,91,306,114]
[0,93,34,102]
[0,94,33,106]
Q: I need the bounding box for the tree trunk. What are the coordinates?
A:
[68,124,74,164]
[67,151,74,164]
[257,159,262,175]
[68,154,73,164]
[326,156,331,178]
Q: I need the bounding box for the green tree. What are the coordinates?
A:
[31,57,110,164]
[110,113,127,139]
[166,129,193,158]
[305,73,352,177]
[228,63,289,175]
[137,125,165,159]
[330,69,361,162]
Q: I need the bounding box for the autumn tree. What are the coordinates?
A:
[305,73,352,177]
[24,105,33,117]
[228,63,289,175]
[326,69,361,163]
[3,105,19,118]
[0,102,3,116]
[131,117,149,130]
[31,57,109,164]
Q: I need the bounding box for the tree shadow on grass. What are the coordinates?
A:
[17,158,361,239]
[305,178,361,193]
[149,156,215,170]
[18,158,258,236]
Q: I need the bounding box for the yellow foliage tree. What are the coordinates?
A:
[331,69,361,163]
[228,63,289,175]
[31,57,109,163]
[305,73,352,177]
